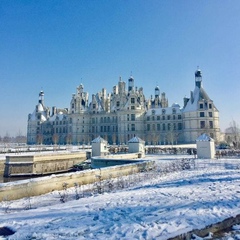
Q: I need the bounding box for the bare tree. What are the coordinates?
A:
[228,120,240,149]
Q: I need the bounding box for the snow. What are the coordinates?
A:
[91,136,107,143]
[196,133,214,141]
[145,105,181,116]
[183,87,200,112]
[1,155,240,239]
[128,136,145,143]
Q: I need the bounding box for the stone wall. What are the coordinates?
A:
[4,152,87,177]
[0,160,154,201]
[0,160,5,174]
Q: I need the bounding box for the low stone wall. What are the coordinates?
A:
[0,160,154,202]
[169,213,240,240]
[4,152,87,177]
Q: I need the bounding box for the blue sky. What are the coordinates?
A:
[0,0,240,137]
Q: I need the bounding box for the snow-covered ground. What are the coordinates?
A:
[1,155,240,240]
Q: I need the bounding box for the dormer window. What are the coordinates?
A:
[131,98,135,104]
[199,103,203,109]
[152,110,155,115]
[172,108,176,114]
[93,104,96,109]
[162,109,166,114]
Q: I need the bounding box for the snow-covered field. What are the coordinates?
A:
[1,155,240,240]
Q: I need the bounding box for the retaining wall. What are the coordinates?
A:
[0,160,154,202]
[4,152,87,177]
[0,160,4,174]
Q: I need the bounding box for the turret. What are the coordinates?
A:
[195,68,202,88]
[39,90,44,105]
[128,75,134,92]
[155,86,160,98]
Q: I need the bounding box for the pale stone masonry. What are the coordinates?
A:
[27,69,220,145]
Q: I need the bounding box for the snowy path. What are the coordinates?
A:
[1,158,240,239]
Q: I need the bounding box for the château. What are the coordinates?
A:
[27,69,220,145]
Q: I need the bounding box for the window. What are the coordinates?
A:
[131,106,135,110]
[131,114,135,121]
[200,112,205,117]
[178,115,182,119]
[152,110,155,115]
[152,116,155,121]
[93,104,96,109]
[200,103,203,109]
[127,114,130,121]
[162,123,165,131]
[209,112,213,117]
[117,101,120,107]
[167,115,171,120]
[178,123,182,130]
[172,108,176,114]
[147,116,150,121]
[168,123,171,130]
[162,109,166,114]
[131,124,135,131]
[131,98,135,104]
[173,115,176,120]
[209,103,212,109]
[209,121,213,129]
[157,124,160,131]
[157,116,160,120]
[200,121,205,128]
[152,124,155,131]
[72,103,74,109]
[147,124,150,131]
[162,116,165,120]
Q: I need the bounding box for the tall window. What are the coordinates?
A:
[131,98,135,104]
[200,121,205,128]
[200,112,205,117]
[131,114,135,121]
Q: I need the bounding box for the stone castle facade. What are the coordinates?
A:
[27,69,220,145]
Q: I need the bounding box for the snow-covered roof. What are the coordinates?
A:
[183,86,212,113]
[128,136,145,143]
[196,133,214,142]
[145,106,181,116]
[91,136,107,143]
[29,103,47,121]
[49,112,66,121]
